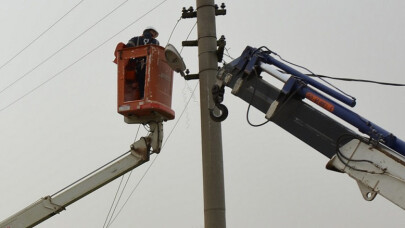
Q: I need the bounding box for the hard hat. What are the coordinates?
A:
[144,26,159,38]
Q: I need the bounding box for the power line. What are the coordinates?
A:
[51,150,131,197]
[180,22,197,53]
[306,73,405,86]
[102,175,125,228]
[0,0,168,114]
[0,0,130,95]
[103,125,141,228]
[0,0,85,72]
[106,82,200,227]
[50,75,197,226]
[166,16,182,45]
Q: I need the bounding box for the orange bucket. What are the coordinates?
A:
[114,43,175,124]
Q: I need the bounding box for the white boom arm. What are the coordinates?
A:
[327,137,405,209]
[0,122,163,228]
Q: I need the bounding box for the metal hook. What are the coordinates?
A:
[209,103,228,122]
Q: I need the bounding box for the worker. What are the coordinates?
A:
[125,26,160,100]
[126,26,160,47]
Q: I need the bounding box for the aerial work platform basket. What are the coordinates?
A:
[114,43,175,124]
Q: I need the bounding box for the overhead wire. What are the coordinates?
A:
[0,0,85,72]
[223,46,404,87]
[306,73,405,86]
[0,0,130,96]
[7,5,195,225]
[50,71,198,227]
[0,0,168,114]
[176,21,198,108]
[106,82,200,228]
[102,175,125,228]
[51,150,132,197]
[166,16,182,45]
[103,125,141,228]
[180,22,197,53]
[223,47,235,60]
[105,153,157,228]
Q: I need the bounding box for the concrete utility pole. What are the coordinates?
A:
[196,0,226,227]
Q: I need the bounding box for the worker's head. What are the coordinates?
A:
[143,26,159,39]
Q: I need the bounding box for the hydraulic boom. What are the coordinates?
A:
[210,46,405,210]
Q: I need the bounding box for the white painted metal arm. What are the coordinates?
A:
[0,147,148,228]
[327,138,405,209]
[0,122,163,228]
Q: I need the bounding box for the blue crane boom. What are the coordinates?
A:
[210,45,405,209]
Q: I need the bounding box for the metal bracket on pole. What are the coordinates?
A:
[182,40,198,47]
[182,6,197,19]
[216,35,226,62]
[182,3,226,18]
[185,74,199,80]
[214,3,227,16]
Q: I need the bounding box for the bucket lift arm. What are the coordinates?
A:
[0,122,163,228]
[210,46,405,210]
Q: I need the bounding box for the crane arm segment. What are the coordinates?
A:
[0,122,163,228]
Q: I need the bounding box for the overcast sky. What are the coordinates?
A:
[1,1,405,227]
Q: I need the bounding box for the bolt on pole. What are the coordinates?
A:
[196,0,226,227]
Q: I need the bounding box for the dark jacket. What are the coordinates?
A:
[126,31,159,47]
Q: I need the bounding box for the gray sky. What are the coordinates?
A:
[1,0,405,227]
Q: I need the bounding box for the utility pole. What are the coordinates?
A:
[181,1,226,226]
[196,1,226,227]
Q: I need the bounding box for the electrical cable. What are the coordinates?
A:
[246,64,306,127]
[0,0,130,96]
[180,22,197,53]
[335,134,386,174]
[0,0,85,72]
[180,21,197,102]
[106,151,157,228]
[246,76,303,127]
[224,47,235,60]
[271,50,357,102]
[103,125,141,228]
[0,0,168,114]
[305,73,405,86]
[254,46,356,101]
[166,16,182,45]
[51,150,131,197]
[102,175,124,228]
[163,82,199,149]
[106,82,200,228]
[246,87,270,127]
[134,124,142,142]
[104,166,133,227]
[246,69,270,127]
